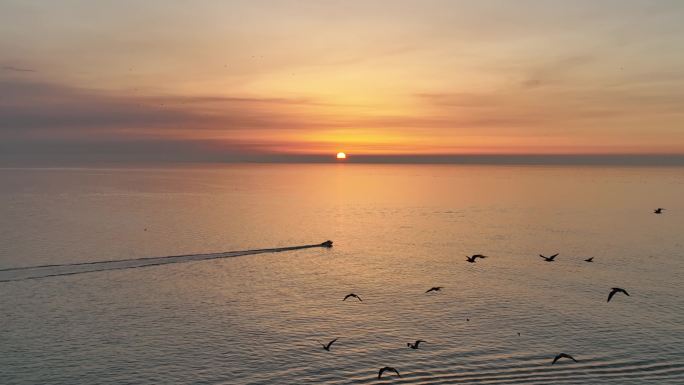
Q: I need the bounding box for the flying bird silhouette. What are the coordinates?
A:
[407,340,425,349]
[318,338,338,351]
[378,366,401,379]
[343,293,362,302]
[607,287,629,302]
[425,287,443,293]
[654,208,665,214]
[584,257,594,262]
[552,353,578,364]
[539,253,559,262]
[466,254,488,263]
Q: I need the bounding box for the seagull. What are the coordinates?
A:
[318,338,338,351]
[539,253,559,262]
[584,257,593,262]
[425,287,443,293]
[607,287,629,302]
[654,208,665,214]
[407,340,425,349]
[466,254,488,263]
[552,353,578,364]
[378,366,401,379]
[343,293,362,302]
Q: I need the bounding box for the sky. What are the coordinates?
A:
[1,0,684,164]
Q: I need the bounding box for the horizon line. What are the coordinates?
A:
[3,153,684,167]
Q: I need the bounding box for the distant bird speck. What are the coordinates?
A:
[407,340,425,349]
[425,286,443,293]
[539,253,559,262]
[607,287,629,302]
[343,293,362,302]
[654,208,665,214]
[584,257,593,262]
[552,353,578,364]
[378,366,401,379]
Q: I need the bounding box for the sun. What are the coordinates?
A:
[336,152,347,159]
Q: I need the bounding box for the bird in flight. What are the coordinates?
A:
[343,293,362,302]
[466,254,488,263]
[318,338,338,351]
[552,353,578,364]
[607,287,629,302]
[378,366,401,379]
[584,257,594,262]
[539,253,559,262]
[425,287,443,293]
[407,340,426,349]
[654,208,665,214]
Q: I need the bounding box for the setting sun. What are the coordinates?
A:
[336,152,347,159]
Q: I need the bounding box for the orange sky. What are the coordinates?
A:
[1,1,684,162]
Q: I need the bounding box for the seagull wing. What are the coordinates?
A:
[560,353,577,362]
[378,367,386,379]
[607,289,617,302]
[549,253,559,260]
[326,338,338,349]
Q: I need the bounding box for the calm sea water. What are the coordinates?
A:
[1,164,683,384]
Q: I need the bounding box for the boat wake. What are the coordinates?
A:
[0,240,333,283]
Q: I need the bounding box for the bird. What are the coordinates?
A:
[584,257,593,262]
[517,332,521,336]
[607,287,629,302]
[378,366,401,379]
[318,338,338,351]
[552,353,578,364]
[407,340,425,349]
[425,286,443,293]
[539,253,559,262]
[654,208,665,214]
[466,254,488,263]
[343,293,362,302]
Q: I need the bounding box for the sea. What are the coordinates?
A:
[1,164,683,384]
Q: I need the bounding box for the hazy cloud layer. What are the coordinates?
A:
[1,1,684,164]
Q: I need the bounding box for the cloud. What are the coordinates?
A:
[0,79,328,140]
[520,54,595,89]
[1,65,36,73]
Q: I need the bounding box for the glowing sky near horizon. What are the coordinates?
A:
[1,0,684,161]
